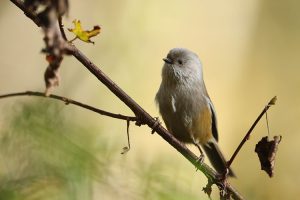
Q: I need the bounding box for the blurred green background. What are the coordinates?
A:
[1,0,299,199]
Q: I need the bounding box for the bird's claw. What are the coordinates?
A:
[196,154,205,164]
[195,154,205,171]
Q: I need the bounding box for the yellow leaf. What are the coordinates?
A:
[68,19,101,44]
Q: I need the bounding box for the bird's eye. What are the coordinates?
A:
[178,59,183,65]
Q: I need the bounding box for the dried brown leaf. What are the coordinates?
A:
[255,135,282,177]
[202,180,213,199]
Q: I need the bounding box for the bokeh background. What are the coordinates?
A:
[1,0,299,199]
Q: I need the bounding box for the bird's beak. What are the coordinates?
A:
[163,57,173,64]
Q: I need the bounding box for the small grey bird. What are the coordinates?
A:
[156,48,234,176]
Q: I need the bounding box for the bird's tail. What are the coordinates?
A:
[203,141,235,177]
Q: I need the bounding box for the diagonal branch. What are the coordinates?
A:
[0,91,137,122]
[9,1,244,199]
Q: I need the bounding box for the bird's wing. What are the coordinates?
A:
[208,100,218,142]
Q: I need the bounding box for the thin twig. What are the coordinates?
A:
[69,37,78,43]
[8,1,245,199]
[265,106,270,136]
[0,91,137,122]
[126,119,131,149]
[227,96,277,169]
[121,119,131,154]
[58,16,68,41]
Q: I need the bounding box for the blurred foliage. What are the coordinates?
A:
[133,158,201,200]
[0,101,107,200]
[0,100,208,200]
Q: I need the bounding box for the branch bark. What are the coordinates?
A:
[0,91,137,121]
[8,1,244,199]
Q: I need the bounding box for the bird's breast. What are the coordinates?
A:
[162,84,211,143]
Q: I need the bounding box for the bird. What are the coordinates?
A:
[155,48,234,176]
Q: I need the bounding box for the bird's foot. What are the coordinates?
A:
[195,154,205,171]
[196,153,205,164]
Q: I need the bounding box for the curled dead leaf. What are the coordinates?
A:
[202,180,213,198]
[44,55,62,96]
[24,0,69,95]
[255,135,282,177]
